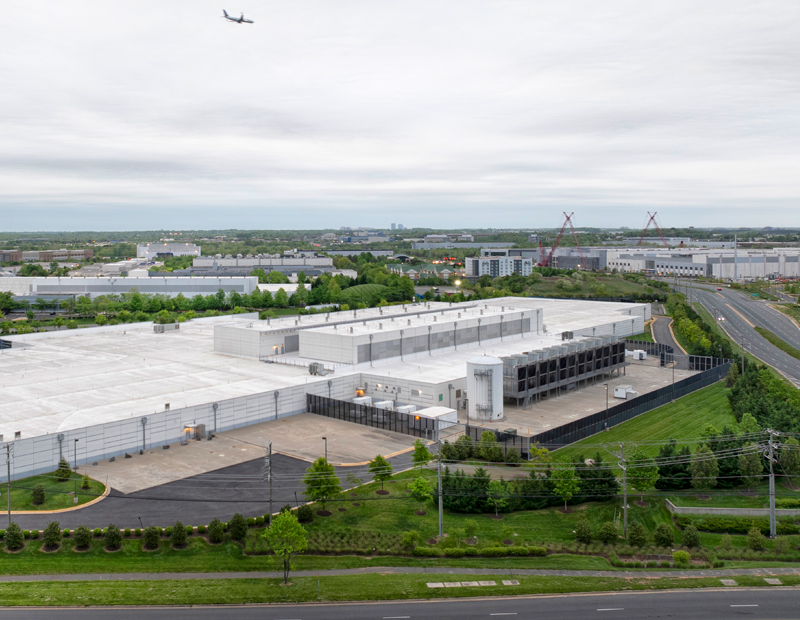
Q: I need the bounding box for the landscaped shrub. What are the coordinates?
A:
[482,547,508,557]
[464,547,478,556]
[297,505,313,523]
[713,560,725,568]
[124,529,131,537]
[73,526,92,549]
[105,524,122,550]
[280,504,292,514]
[598,522,618,544]
[673,550,690,565]
[228,513,247,540]
[576,518,592,544]
[62,529,70,538]
[413,546,443,557]
[164,526,173,537]
[0,530,5,539]
[647,561,658,568]
[246,517,256,527]
[197,525,206,534]
[444,548,465,557]
[32,484,45,505]
[171,521,187,547]
[208,518,225,543]
[505,447,522,464]
[401,530,421,549]
[654,523,674,547]
[143,526,160,549]
[682,525,700,548]
[30,530,40,540]
[776,498,800,509]
[677,514,799,536]
[134,528,142,537]
[81,475,90,490]
[660,561,670,568]
[255,516,265,526]
[42,521,61,548]
[529,546,547,557]
[93,528,102,538]
[748,526,767,551]
[628,521,647,547]
[23,530,31,539]
[5,523,24,550]
[185,525,193,536]
[55,457,72,482]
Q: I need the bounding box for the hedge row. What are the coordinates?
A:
[414,546,547,558]
[676,515,799,535]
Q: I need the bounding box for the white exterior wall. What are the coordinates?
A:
[194,257,332,268]
[466,357,504,421]
[8,276,258,298]
[137,243,201,259]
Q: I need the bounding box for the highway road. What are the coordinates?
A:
[671,281,800,387]
[0,588,797,619]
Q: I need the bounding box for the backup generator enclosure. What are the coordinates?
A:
[613,385,633,399]
[466,356,504,421]
[352,396,373,406]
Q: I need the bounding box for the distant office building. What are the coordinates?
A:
[391,223,396,230]
[424,233,474,243]
[397,224,405,230]
[465,249,533,278]
[137,243,201,260]
[20,249,93,262]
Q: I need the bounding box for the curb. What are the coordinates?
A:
[8,484,111,515]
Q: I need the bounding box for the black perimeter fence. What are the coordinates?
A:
[307,362,732,459]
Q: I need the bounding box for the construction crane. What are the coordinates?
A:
[540,212,587,270]
[636,211,669,248]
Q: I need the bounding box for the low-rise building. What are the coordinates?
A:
[465,249,533,278]
[137,243,201,260]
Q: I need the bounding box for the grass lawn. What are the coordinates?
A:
[754,326,800,362]
[774,303,800,325]
[1,572,799,606]
[626,321,654,343]
[7,472,105,511]
[667,480,800,509]
[553,382,736,462]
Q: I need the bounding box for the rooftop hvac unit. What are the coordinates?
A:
[396,404,417,414]
[353,396,373,406]
[561,331,574,340]
[309,362,327,376]
[373,400,394,411]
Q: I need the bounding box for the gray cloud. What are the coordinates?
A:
[1,0,798,230]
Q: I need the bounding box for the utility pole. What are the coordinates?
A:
[5,443,12,527]
[437,436,443,539]
[261,442,274,526]
[606,442,628,537]
[762,429,780,539]
[741,334,745,376]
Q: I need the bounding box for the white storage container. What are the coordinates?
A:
[613,385,633,399]
[373,400,394,411]
[396,404,417,414]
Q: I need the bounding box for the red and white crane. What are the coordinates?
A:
[539,212,587,270]
[636,211,670,248]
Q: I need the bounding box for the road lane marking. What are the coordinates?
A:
[726,303,755,328]
[730,605,758,607]
[384,616,410,619]
[490,614,517,616]
[597,609,624,612]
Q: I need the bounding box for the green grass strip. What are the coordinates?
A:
[0,573,797,606]
[754,327,800,362]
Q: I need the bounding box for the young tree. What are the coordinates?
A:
[454,435,475,461]
[682,524,700,548]
[104,524,122,550]
[553,462,580,511]
[55,457,72,482]
[627,447,660,502]
[747,526,766,551]
[627,521,647,547]
[42,521,62,548]
[738,412,761,436]
[780,437,800,483]
[486,479,510,517]
[208,518,225,543]
[451,527,466,548]
[412,439,433,468]
[479,431,503,462]
[575,518,593,544]
[262,509,308,584]
[654,522,674,547]
[368,455,393,492]
[143,526,161,549]
[598,521,618,544]
[5,522,24,550]
[407,477,432,513]
[464,519,478,540]
[689,445,719,492]
[737,444,764,491]
[73,525,92,549]
[274,288,289,307]
[171,520,187,547]
[228,513,248,540]
[303,457,342,511]
[32,484,45,505]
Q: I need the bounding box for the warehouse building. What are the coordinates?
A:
[0,276,258,298]
[137,243,201,260]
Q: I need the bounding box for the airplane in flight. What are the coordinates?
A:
[222,10,254,23]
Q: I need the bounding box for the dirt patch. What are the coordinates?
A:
[464,537,478,546]
[3,545,25,554]
[316,510,333,517]
[635,500,649,507]
[349,492,358,497]
[104,546,122,553]
[40,544,61,553]
[558,507,574,514]
[376,490,390,495]
[338,508,347,512]
[427,538,438,545]
[502,539,514,546]
[414,511,427,516]
[171,543,189,551]
[72,546,91,553]
[352,502,361,507]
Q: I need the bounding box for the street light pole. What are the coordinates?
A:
[73,439,79,504]
[322,437,327,462]
[603,383,609,415]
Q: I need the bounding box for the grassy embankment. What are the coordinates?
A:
[754,326,800,362]
[0,573,797,606]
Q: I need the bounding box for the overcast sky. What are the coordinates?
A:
[1,1,798,231]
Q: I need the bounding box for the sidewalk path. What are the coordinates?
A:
[2,565,800,583]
